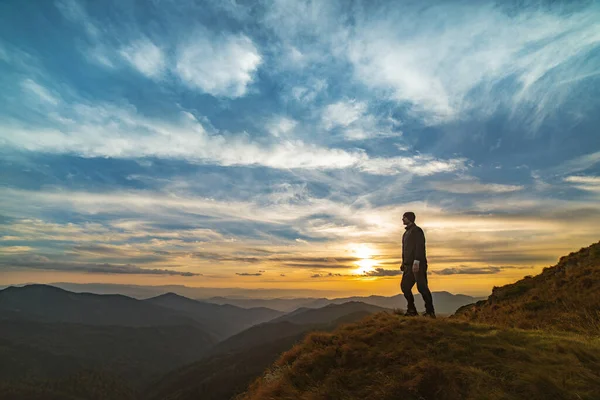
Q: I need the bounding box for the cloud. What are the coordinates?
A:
[359,155,467,176]
[265,0,600,127]
[266,116,297,137]
[430,177,524,194]
[564,175,600,192]
[1,95,464,175]
[119,39,166,79]
[362,268,401,277]
[310,272,343,278]
[21,79,60,105]
[321,100,401,140]
[322,100,367,130]
[431,265,529,275]
[550,151,600,176]
[0,254,199,276]
[348,3,600,125]
[236,272,262,276]
[175,30,261,97]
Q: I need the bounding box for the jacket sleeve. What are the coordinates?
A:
[414,228,426,263]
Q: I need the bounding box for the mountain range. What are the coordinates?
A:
[2,241,598,399]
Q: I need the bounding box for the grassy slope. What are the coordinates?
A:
[240,312,600,400]
[453,241,600,334]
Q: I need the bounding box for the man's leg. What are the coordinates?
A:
[401,270,417,314]
[416,266,434,313]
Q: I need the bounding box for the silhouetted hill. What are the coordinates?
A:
[240,312,600,400]
[0,285,219,391]
[269,301,388,325]
[0,320,215,386]
[206,296,317,312]
[146,303,385,400]
[454,240,600,334]
[0,285,197,328]
[0,370,137,400]
[145,292,282,339]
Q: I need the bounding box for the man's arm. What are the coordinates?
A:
[412,228,426,274]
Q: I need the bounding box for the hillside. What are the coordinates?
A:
[146,303,385,400]
[240,312,600,400]
[454,241,600,334]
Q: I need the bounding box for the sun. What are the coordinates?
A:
[348,244,378,274]
[354,258,378,274]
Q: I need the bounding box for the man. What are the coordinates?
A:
[400,211,435,318]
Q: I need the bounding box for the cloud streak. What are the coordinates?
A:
[1,255,199,276]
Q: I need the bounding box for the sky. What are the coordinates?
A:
[1,0,599,297]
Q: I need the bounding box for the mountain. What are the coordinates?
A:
[240,312,600,400]
[0,285,197,328]
[454,240,600,334]
[207,291,483,314]
[269,301,388,325]
[146,302,386,400]
[0,285,219,389]
[0,320,216,386]
[144,292,283,339]
[45,282,338,301]
[205,296,319,312]
[0,370,137,400]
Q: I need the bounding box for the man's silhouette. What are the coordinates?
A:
[400,212,435,318]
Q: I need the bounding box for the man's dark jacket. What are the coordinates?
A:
[402,223,427,271]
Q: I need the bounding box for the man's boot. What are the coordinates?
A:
[404,305,418,317]
[422,311,436,319]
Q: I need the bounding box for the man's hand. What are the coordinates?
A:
[400,264,405,272]
[412,260,420,275]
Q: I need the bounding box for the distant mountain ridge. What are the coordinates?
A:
[0,284,195,328]
[207,291,483,314]
[145,292,283,339]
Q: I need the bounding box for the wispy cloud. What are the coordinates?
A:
[431,265,530,275]
[362,268,401,277]
[321,100,401,140]
[347,3,600,125]
[1,254,199,276]
[119,38,166,79]
[21,79,59,105]
[430,176,524,194]
[236,272,262,276]
[175,30,261,97]
[1,91,464,175]
[311,272,343,278]
[564,175,600,192]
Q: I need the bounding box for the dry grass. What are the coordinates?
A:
[239,313,600,400]
[453,240,600,335]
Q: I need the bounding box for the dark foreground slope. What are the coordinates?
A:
[146,303,387,400]
[454,241,600,334]
[240,312,600,400]
[0,371,137,400]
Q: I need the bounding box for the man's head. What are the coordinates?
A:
[402,212,416,226]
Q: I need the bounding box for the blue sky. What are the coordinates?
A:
[1,0,599,296]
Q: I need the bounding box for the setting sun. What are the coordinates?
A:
[354,258,378,274]
[349,244,378,274]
